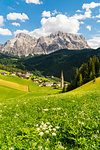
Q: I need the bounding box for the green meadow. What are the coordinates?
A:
[0,75,100,149]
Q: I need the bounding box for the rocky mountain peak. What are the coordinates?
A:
[0,31,90,56]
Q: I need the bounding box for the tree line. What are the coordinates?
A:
[0,64,26,74]
[64,55,100,92]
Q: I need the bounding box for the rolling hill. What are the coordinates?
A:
[0,75,99,149]
[19,48,100,81]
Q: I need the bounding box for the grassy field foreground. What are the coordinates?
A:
[0,77,100,149]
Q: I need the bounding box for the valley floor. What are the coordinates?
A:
[0,76,100,149]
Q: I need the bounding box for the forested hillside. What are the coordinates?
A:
[1,48,100,81]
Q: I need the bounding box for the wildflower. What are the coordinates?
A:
[38,146,43,150]
[97,130,99,133]
[57,108,61,110]
[42,127,47,130]
[9,147,14,150]
[56,126,59,129]
[52,133,56,136]
[94,134,97,138]
[43,109,49,111]
[49,125,53,128]
[40,125,43,128]
[49,128,52,131]
[39,132,44,136]
[35,124,38,127]
[16,113,19,117]
[46,122,50,125]
[53,128,56,131]
[43,124,47,128]
[37,128,40,131]
[81,122,84,125]
[45,130,49,134]
[41,121,44,125]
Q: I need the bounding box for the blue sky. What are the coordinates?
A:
[0,0,100,48]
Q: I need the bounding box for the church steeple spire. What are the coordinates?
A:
[61,70,64,88]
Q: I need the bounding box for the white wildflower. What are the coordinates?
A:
[46,122,50,125]
[43,109,49,111]
[16,113,19,117]
[41,121,44,125]
[38,146,43,150]
[52,133,56,136]
[35,124,38,127]
[94,134,97,138]
[49,128,52,131]
[9,147,14,150]
[57,108,61,110]
[39,132,44,136]
[40,125,43,128]
[53,128,56,131]
[45,130,49,134]
[42,127,47,130]
[97,130,99,133]
[37,128,40,131]
[56,126,60,129]
[49,125,53,128]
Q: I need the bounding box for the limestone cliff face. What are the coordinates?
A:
[1,33,37,56]
[0,44,4,51]
[0,31,90,56]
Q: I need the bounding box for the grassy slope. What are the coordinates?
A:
[0,74,60,98]
[0,85,25,100]
[0,77,100,149]
[0,79,28,92]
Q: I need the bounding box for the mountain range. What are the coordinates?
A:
[0,31,90,56]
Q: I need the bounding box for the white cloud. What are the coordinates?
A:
[12,22,20,26]
[14,29,29,35]
[14,14,80,38]
[80,21,84,24]
[31,14,80,38]
[88,36,100,48]
[52,10,60,16]
[7,13,29,22]
[97,20,100,23]
[76,10,82,13]
[86,25,91,31]
[0,28,12,36]
[96,14,100,18]
[42,11,51,18]
[25,0,43,4]
[82,2,100,10]
[72,9,92,20]
[0,16,4,26]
